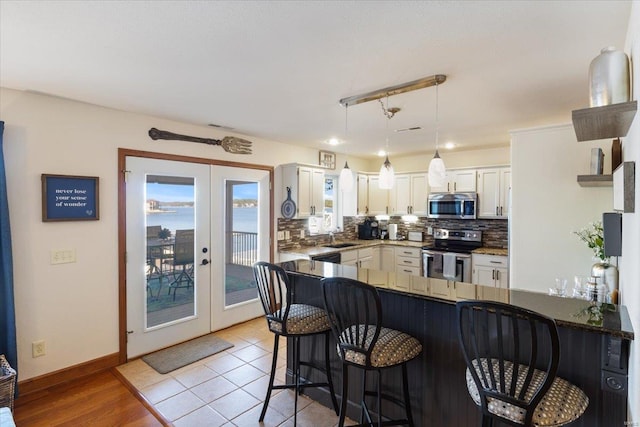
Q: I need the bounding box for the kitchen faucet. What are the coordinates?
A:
[329,231,336,244]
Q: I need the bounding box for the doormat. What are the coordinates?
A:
[142,334,234,374]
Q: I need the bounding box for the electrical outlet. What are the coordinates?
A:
[32,340,46,358]
[427,227,433,235]
[300,230,305,239]
[284,230,290,239]
[277,231,285,240]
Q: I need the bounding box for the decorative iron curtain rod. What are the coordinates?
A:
[339,74,447,107]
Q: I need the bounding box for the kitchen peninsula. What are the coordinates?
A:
[279,259,634,427]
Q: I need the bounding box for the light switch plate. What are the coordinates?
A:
[50,249,76,264]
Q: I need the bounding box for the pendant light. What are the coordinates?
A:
[378,97,396,189]
[428,82,447,188]
[339,105,354,193]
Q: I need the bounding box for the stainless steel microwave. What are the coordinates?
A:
[427,192,477,219]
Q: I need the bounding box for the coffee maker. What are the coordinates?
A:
[358,219,379,240]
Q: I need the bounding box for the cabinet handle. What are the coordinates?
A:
[496,270,500,281]
[454,182,457,192]
[492,270,495,280]
[500,206,503,216]
[496,206,499,216]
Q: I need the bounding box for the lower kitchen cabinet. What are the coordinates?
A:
[429,278,476,301]
[472,253,509,302]
[394,247,422,291]
[341,247,374,282]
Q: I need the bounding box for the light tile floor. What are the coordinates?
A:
[117,317,354,426]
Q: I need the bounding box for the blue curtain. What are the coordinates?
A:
[0,121,17,375]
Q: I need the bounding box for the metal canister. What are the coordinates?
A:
[589,47,630,107]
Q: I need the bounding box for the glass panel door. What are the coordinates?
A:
[126,157,211,358]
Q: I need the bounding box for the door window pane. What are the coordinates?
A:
[145,175,195,328]
[225,181,258,306]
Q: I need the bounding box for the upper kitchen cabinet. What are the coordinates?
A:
[477,167,511,219]
[367,175,390,215]
[430,169,477,193]
[572,101,637,142]
[389,172,429,215]
[280,164,325,218]
[357,173,370,215]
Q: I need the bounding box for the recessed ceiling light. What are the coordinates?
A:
[377,150,387,157]
[327,138,340,146]
[445,142,456,149]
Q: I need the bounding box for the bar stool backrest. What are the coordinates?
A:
[456,300,560,426]
[321,277,382,368]
[253,262,292,334]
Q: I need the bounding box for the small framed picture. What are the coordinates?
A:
[42,174,100,221]
[319,150,336,169]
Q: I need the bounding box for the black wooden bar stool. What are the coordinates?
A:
[321,277,422,427]
[456,300,589,427]
[252,262,338,425]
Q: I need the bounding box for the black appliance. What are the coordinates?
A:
[358,219,379,240]
[311,252,341,263]
[422,228,482,281]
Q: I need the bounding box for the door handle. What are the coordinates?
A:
[201,259,210,265]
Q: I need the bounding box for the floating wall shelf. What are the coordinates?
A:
[572,101,637,142]
[577,174,613,187]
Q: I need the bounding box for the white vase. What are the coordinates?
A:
[589,47,630,107]
[591,259,618,295]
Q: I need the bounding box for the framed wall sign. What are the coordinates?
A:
[42,174,99,221]
[319,150,336,169]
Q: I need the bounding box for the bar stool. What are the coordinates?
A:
[456,300,589,427]
[252,262,338,425]
[321,277,422,427]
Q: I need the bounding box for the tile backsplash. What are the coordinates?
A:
[277,216,508,251]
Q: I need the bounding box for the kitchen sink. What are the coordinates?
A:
[322,243,359,248]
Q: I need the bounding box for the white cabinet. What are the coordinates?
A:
[357,173,369,215]
[472,254,509,288]
[394,247,422,291]
[367,175,390,215]
[477,168,511,218]
[389,173,429,215]
[428,278,476,301]
[280,164,325,218]
[430,169,477,193]
[341,247,374,282]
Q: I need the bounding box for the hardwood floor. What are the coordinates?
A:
[13,369,164,426]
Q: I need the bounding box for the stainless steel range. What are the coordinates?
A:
[422,228,482,282]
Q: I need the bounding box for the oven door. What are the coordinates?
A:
[422,251,470,282]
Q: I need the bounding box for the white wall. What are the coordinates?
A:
[0,87,367,381]
[510,123,613,292]
[622,1,640,421]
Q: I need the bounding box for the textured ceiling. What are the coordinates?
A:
[0,1,632,158]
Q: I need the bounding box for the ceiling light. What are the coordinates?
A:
[339,106,354,193]
[328,138,340,146]
[339,74,446,107]
[428,81,447,188]
[445,142,455,150]
[377,150,387,157]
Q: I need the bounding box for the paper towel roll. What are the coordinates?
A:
[388,224,398,240]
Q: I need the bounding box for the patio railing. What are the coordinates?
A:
[231,231,258,266]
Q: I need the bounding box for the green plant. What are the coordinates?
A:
[574,221,606,261]
[158,228,172,240]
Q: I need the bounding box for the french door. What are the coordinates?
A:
[125,157,211,358]
[123,154,270,358]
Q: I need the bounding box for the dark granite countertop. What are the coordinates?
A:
[281,259,634,340]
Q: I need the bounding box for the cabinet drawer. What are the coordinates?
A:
[396,265,421,276]
[358,247,373,259]
[395,247,421,258]
[341,250,358,262]
[472,254,508,268]
[396,256,421,268]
